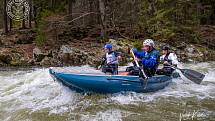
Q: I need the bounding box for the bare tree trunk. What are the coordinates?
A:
[128,1,133,38]
[50,0,53,8]
[210,3,215,24]
[3,0,8,33]
[29,0,32,28]
[89,0,94,25]
[9,18,12,31]
[96,0,100,24]
[68,0,74,21]
[22,5,26,29]
[22,20,26,29]
[33,5,38,28]
[51,0,55,9]
[68,0,73,14]
[98,0,106,38]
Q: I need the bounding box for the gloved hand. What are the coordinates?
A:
[130,48,138,54]
[97,65,102,70]
[164,61,170,65]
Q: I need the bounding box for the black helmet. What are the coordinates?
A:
[162,46,170,50]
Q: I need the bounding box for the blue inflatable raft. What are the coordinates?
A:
[49,68,174,93]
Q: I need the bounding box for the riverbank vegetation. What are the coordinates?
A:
[0,0,215,66]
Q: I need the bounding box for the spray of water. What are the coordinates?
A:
[111,62,215,104]
[0,63,214,120]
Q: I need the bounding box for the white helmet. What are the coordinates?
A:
[143,39,155,47]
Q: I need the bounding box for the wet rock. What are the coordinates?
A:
[16,34,34,44]
[58,45,73,64]
[0,34,17,46]
[0,60,5,66]
[40,57,60,66]
[57,45,88,66]
[0,48,13,64]
[33,47,45,62]
[0,54,12,64]
[0,48,30,66]
[185,45,204,62]
[33,47,52,62]
[185,45,195,54]
[175,44,205,62]
[60,45,73,54]
[176,42,186,49]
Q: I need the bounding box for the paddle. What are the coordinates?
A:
[97,59,118,70]
[172,66,205,84]
[131,50,148,79]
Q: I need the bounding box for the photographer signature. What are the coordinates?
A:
[179,110,206,121]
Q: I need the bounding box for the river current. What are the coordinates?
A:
[0,62,215,121]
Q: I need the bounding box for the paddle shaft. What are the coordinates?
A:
[171,65,200,74]
[97,59,118,70]
[131,50,148,79]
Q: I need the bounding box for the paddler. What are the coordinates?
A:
[130,39,160,77]
[98,43,121,75]
[156,45,179,76]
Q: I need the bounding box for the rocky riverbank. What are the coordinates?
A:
[0,25,215,67]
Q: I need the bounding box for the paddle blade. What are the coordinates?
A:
[180,69,205,84]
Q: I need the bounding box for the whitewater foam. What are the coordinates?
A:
[0,62,214,115]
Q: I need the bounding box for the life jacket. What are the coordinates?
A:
[164,53,172,65]
[142,49,160,76]
[160,52,179,67]
[106,51,118,65]
[143,49,160,66]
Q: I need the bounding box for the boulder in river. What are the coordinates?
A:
[58,45,88,66]
[0,47,30,66]
[33,47,52,63]
[40,56,61,66]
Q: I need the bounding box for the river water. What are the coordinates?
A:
[0,62,215,121]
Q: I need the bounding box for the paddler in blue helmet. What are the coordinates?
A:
[98,43,121,75]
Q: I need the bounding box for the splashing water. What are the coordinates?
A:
[0,62,214,121]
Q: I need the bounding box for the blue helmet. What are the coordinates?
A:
[104,44,112,49]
